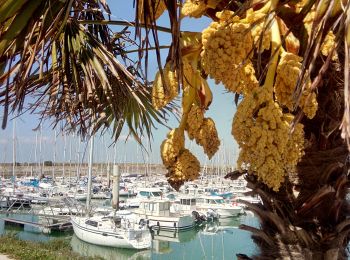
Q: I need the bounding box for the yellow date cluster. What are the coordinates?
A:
[152,62,179,110]
[161,128,185,168]
[166,149,201,191]
[186,104,204,139]
[186,105,220,159]
[232,88,304,191]
[194,118,220,159]
[246,8,271,53]
[274,51,318,119]
[151,0,326,191]
[181,0,221,18]
[161,128,201,190]
[201,11,259,94]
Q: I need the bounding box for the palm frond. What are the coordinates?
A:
[0,0,172,143]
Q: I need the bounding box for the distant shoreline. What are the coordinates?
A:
[0,163,231,177]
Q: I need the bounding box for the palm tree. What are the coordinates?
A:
[2,0,350,258]
[0,0,173,143]
[132,0,350,259]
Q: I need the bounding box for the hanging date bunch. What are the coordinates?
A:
[196,0,322,191]
[151,0,342,191]
[152,30,220,190]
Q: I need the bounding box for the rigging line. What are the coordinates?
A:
[198,232,207,259]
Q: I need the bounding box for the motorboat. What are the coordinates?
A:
[234,195,262,207]
[66,189,87,201]
[195,196,244,218]
[133,199,195,231]
[124,188,164,209]
[171,196,219,221]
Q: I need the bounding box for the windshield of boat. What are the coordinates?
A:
[139,191,162,197]
[210,199,225,204]
[152,192,162,197]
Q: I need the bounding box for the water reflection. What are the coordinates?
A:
[1,213,259,259]
[150,216,258,260]
[70,235,151,260]
[151,226,199,243]
[0,213,69,242]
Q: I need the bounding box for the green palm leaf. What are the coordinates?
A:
[0,0,173,144]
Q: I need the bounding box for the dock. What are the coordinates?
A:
[2,218,72,233]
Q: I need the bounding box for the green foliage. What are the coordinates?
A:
[0,235,103,260]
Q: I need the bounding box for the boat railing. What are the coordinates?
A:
[0,193,85,218]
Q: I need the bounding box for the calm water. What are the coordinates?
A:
[0,212,258,260]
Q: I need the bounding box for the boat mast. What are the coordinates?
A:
[69,134,73,188]
[34,131,38,178]
[112,164,120,212]
[12,118,16,193]
[85,134,94,216]
[63,134,66,181]
[53,130,57,181]
[76,138,81,181]
[110,144,117,189]
[39,124,43,177]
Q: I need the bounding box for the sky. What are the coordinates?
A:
[0,1,239,166]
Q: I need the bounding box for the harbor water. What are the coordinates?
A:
[0,213,259,259]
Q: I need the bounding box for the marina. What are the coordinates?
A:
[0,213,258,259]
[0,163,260,259]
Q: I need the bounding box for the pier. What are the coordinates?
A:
[3,217,72,233]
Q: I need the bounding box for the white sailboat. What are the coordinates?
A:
[71,215,151,249]
[71,135,151,249]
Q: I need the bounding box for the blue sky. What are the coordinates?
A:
[0,1,239,166]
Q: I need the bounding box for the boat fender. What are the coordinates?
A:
[192,210,200,219]
[139,219,147,227]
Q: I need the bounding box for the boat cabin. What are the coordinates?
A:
[138,200,171,217]
[196,196,226,205]
[171,197,197,213]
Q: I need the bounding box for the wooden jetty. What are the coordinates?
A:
[3,217,72,234]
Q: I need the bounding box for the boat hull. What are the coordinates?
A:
[197,205,243,218]
[71,217,151,249]
[142,215,194,231]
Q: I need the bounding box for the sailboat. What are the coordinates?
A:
[71,214,151,249]
[71,135,151,249]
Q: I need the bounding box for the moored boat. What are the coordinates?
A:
[195,196,244,218]
[133,199,195,231]
[71,215,151,249]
